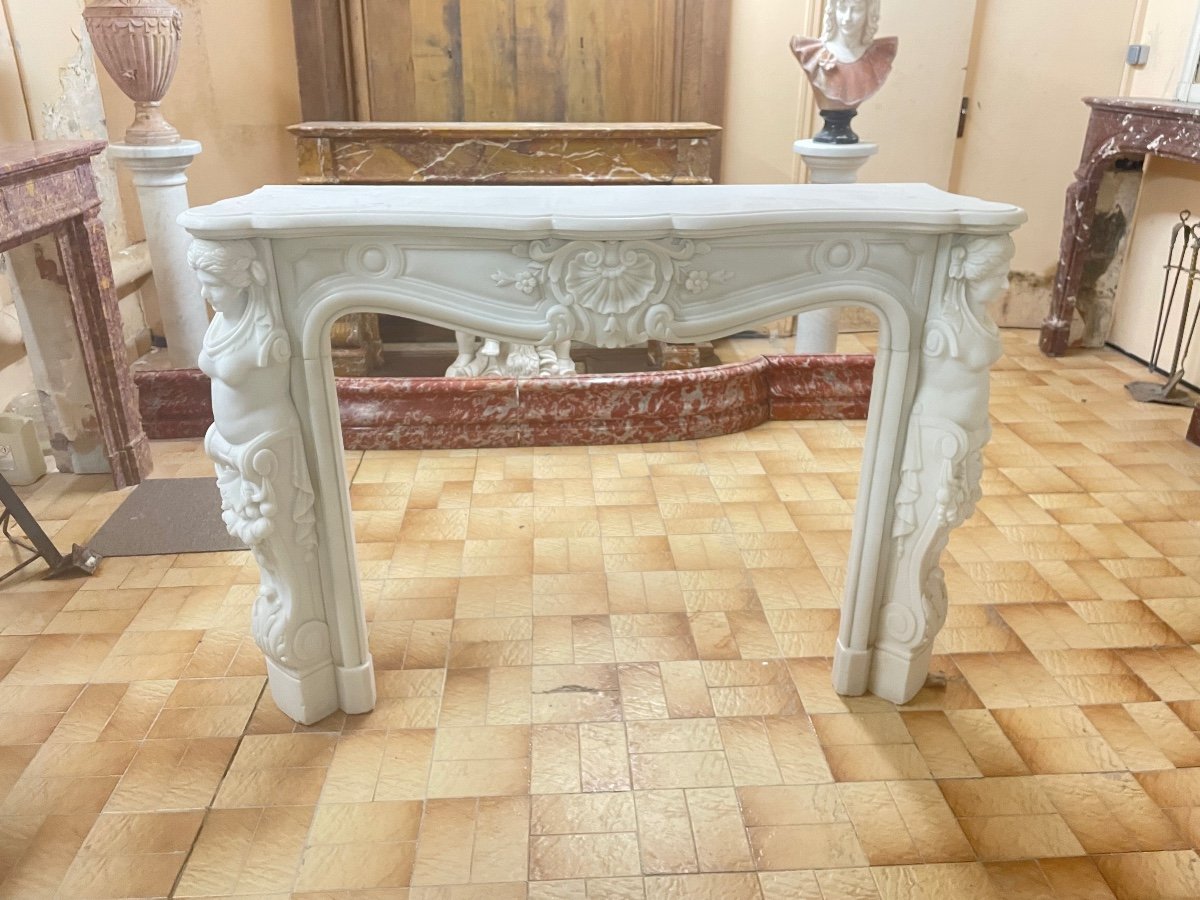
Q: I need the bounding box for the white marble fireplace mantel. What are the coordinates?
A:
[179,183,1024,724]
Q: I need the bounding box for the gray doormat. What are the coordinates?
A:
[89,478,246,557]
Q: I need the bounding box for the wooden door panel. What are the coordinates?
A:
[514,0,568,120]
[360,0,415,120]
[565,0,608,121]
[292,0,730,169]
[409,0,465,120]
[461,0,518,120]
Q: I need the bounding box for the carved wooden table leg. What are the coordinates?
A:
[55,209,153,488]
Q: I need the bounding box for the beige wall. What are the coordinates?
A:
[860,0,975,189]
[1124,0,1195,98]
[97,0,301,223]
[721,0,977,189]
[0,8,33,411]
[950,0,1137,276]
[722,0,816,184]
[720,0,1139,333]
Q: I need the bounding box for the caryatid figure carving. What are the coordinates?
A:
[190,238,341,722]
[874,234,1014,699]
[791,0,898,144]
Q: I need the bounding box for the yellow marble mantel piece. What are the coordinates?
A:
[290,121,720,186]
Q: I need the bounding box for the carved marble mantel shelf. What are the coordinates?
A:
[1041,97,1200,356]
[180,184,1024,724]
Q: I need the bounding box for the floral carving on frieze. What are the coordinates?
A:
[492,238,733,346]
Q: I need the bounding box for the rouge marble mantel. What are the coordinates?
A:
[1041,97,1200,356]
[0,140,151,487]
[179,183,1024,724]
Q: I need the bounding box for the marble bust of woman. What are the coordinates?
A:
[791,0,897,141]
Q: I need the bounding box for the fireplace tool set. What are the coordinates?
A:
[1127,209,1200,406]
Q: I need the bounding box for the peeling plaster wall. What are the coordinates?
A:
[1,0,150,471]
[0,4,34,413]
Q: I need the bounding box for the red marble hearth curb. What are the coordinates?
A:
[134,355,875,449]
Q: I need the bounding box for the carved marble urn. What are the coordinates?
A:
[83,0,182,145]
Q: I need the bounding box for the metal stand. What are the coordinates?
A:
[1127,210,1200,406]
[0,474,100,585]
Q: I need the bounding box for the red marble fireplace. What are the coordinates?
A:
[1041,97,1200,446]
[1041,97,1200,357]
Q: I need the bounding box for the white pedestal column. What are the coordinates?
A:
[793,140,879,354]
[109,141,207,368]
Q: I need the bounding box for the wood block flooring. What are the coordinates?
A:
[1,331,1199,898]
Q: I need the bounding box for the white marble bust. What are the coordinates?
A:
[791,0,898,111]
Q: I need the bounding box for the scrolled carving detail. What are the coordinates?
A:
[252,586,287,660]
[346,243,405,279]
[492,237,733,347]
[882,602,920,645]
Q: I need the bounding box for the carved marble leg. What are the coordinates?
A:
[445,333,578,378]
[834,234,1012,704]
[538,340,577,376]
[192,237,375,724]
[447,330,486,377]
[868,416,985,701]
[207,425,341,723]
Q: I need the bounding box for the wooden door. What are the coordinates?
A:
[950,0,1137,327]
[858,0,977,189]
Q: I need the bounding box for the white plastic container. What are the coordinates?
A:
[0,414,47,486]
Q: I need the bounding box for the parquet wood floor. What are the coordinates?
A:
[1,331,1198,898]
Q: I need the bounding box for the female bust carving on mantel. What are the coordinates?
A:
[190,239,294,446]
[792,0,898,142]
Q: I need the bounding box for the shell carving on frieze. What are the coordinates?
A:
[563,243,660,315]
[492,237,734,346]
